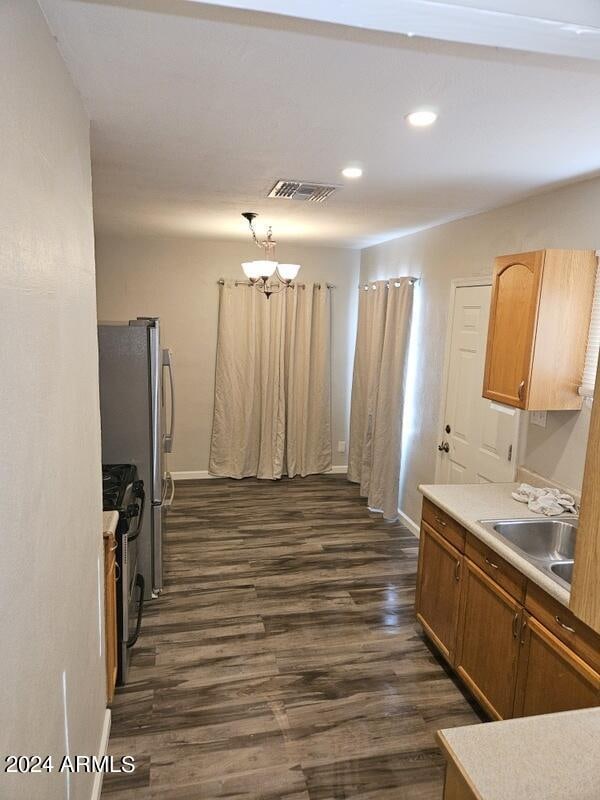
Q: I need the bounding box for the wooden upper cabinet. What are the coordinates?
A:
[483,249,596,411]
[483,251,542,408]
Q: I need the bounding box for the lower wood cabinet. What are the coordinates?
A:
[104,531,118,705]
[416,521,462,664]
[442,760,477,800]
[514,613,600,716]
[455,559,521,720]
[416,500,600,721]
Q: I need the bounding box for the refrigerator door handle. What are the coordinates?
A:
[149,322,162,505]
[166,471,175,508]
[163,348,175,453]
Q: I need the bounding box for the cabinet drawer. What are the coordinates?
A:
[526,583,600,673]
[422,499,466,552]
[466,533,526,602]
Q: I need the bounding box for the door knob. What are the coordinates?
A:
[438,441,450,453]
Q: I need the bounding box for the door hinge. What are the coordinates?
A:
[508,444,513,462]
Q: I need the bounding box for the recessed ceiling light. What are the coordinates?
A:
[406,109,438,128]
[342,166,363,179]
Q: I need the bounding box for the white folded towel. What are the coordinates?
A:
[511,483,576,516]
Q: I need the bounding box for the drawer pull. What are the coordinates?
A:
[485,557,499,569]
[455,559,461,582]
[555,615,575,633]
[434,515,447,528]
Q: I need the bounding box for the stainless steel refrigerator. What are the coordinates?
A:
[98,317,175,599]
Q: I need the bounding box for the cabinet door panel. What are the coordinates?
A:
[514,614,600,717]
[416,522,462,664]
[483,251,543,407]
[456,560,521,719]
[104,532,118,705]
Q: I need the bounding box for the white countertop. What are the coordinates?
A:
[418,482,570,607]
[438,707,600,800]
[102,510,118,536]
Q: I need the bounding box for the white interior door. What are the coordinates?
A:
[438,284,519,484]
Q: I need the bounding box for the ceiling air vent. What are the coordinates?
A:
[268,180,338,203]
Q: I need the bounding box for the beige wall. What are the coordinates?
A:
[361,176,600,525]
[0,2,106,798]
[95,234,360,473]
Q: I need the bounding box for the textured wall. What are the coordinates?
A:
[0,2,106,798]
[361,176,600,524]
[95,234,360,473]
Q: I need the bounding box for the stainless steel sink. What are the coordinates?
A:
[551,561,574,585]
[478,516,577,591]
[487,518,577,561]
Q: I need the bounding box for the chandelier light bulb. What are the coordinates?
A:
[255,260,278,279]
[277,263,301,282]
[241,261,263,281]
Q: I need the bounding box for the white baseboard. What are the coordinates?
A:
[172,466,348,481]
[172,470,218,481]
[90,709,111,800]
[398,508,420,538]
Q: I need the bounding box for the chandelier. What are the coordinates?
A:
[240,212,300,298]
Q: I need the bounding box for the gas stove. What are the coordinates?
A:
[102,464,145,685]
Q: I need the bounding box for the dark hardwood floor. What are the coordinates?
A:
[102,474,483,799]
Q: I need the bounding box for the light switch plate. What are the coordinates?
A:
[337,441,346,453]
[531,411,547,428]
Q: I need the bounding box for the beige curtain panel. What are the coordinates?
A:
[348,278,414,520]
[209,281,332,480]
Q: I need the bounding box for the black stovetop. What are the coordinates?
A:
[102,463,138,511]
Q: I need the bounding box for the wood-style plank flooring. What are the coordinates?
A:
[102,474,483,799]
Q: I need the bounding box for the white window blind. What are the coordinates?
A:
[580,255,600,398]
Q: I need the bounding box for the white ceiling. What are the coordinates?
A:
[186,0,600,60]
[39,0,600,248]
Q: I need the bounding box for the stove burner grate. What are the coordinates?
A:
[102,463,138,511]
